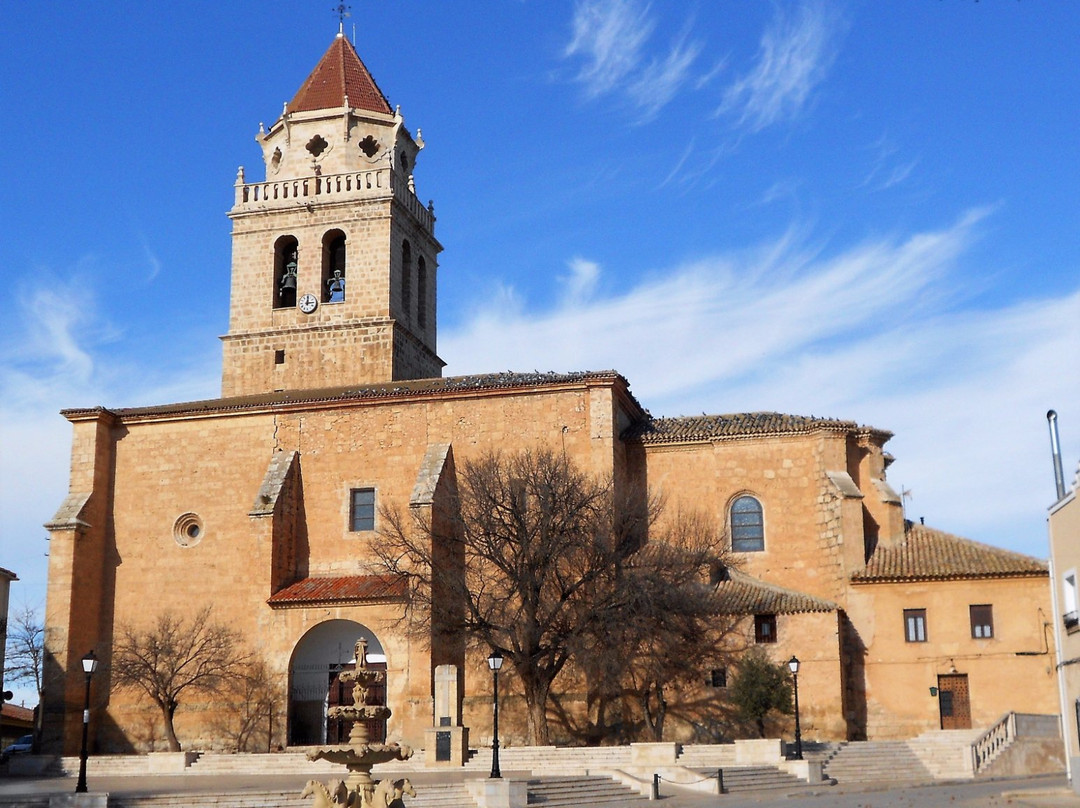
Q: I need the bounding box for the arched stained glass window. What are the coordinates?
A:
[730,495,764,552]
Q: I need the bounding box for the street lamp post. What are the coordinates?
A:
[75,650,98,793]
[788,655,803,761]
[487,650,504,779]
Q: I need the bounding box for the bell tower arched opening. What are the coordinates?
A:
[274,235,299,309]
[287,619,386,746]
[322,230,347,303]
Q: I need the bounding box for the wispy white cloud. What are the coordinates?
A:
[564,0,701,122]
[627,32,704,122]
[560,257,601,306]
[441,210,1080,558]
[861,133,921,191]
[140,235,163,282]
[565,0,655,98]
[0,270,220,624]
[719,2,841,132]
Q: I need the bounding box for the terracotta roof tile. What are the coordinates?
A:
[713,569,838,615]
[624,412,890,444]
[267,574,406,607]
[287,35,392,115]
[1,703,34,723]
[853,522,1047,583]
[62,370,642,421]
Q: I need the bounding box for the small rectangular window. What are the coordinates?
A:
[904,608,927,643]
[274,349,286,365]
[970,605,993,639]
[709,668,727,688]
[754,614,777,644]
[350,488,375,532]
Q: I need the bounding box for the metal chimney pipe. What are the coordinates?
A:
[1048,410,1066,502]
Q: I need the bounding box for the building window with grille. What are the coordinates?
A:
[969,605,993,639]
[904,608,927,643]
[754,614,777,644]
[730,495,764,552]
[709,668,727,688]
[350,488,376,532]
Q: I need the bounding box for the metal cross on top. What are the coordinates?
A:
[334,3,352,29]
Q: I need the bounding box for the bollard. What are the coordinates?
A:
[717,768,725,794]
[652,772,660,800]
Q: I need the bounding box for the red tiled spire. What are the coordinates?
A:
[286,35,392,115]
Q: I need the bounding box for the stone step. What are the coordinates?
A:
[112,783,476,808]
[687,765,813,794]
[111,792,302,808]
[822,742,934,784]
[527,775,648,806]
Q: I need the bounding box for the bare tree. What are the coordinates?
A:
[4,604,45,703]
[377,448,653,745]
[559,514,737,743]
[111,607,250,751]
[377,447,726,746]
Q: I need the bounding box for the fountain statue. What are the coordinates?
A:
[302,638,414,808]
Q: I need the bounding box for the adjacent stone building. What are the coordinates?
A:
[1047,412,1080,790]
[42,33,1058,755]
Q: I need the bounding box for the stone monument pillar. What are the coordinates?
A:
[424,664,470,766]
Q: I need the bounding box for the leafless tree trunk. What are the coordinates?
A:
[112,607,250,752]
[376,447,655,746]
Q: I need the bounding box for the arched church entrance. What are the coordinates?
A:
[288,620,386,747]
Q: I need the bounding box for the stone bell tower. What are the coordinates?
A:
[221,32,444,397]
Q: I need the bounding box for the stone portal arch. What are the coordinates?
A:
[288,619,386,746]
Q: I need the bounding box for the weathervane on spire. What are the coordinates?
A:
[334,3,351,35]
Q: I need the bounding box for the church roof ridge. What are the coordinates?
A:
[852,521,1048,583]
[286,35,392,115]
[623,412,891,444]
[713,568,838,615]
[62,370,641,421]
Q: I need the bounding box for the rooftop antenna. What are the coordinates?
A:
[333,2,351,37]
[1048,410,1067,502]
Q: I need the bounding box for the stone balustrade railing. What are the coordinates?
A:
[971,712,1015,773]
[232,167,434,232]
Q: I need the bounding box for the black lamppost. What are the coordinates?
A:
[787,655,803,761]
[75,650,98,793]
[487,650,504,779]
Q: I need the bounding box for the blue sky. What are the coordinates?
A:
[2,2,1079,704]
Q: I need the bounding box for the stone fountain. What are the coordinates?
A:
[302,638,414,808]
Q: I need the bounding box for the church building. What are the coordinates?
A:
[42,32,1058,755]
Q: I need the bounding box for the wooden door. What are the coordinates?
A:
[938,674,971,730]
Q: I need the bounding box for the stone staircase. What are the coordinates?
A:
[0,798,49,808]
[822,740,934,785]
[821,730,988,785]
[674,742,736,768]
[527,775,648,805]
[463,745,632,774]
[712,765,814,794]
[109,792,304,808]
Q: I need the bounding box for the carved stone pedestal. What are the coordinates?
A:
[424,725,470,766]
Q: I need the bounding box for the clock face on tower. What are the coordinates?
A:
[298,294,318,314]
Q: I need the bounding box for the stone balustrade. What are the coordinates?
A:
[232,167,434,232]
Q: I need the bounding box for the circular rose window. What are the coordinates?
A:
[173,513,205,548]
